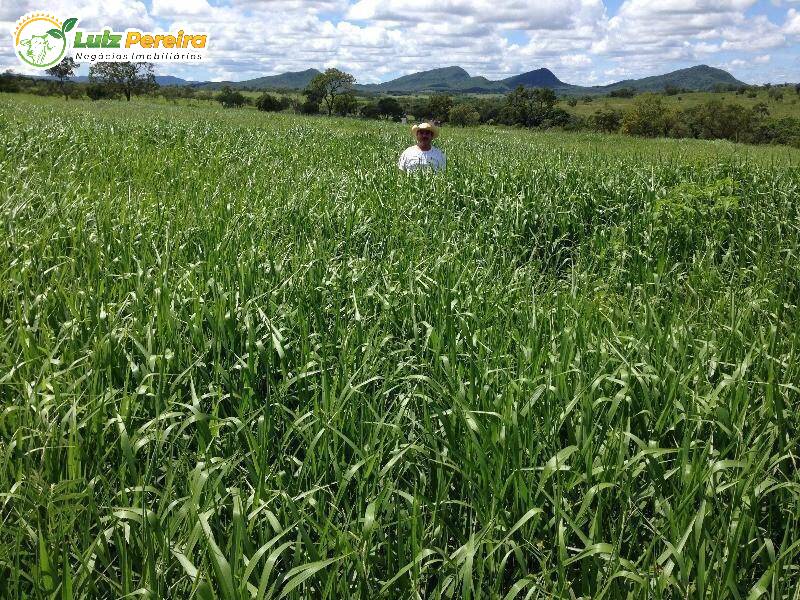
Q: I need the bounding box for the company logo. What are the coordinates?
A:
[13,13,77,68]
[11,13,208,68]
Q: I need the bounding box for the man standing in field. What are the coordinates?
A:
[398,122,446,172]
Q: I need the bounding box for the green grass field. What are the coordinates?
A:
[148,85,800,123]
[562,88,800,120]
[1,93,799,599]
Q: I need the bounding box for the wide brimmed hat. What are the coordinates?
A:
[411,122,438,138]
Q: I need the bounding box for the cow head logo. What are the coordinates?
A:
[12,14,78,68]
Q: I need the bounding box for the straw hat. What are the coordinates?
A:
[411,122,438,138]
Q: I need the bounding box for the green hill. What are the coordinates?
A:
[593,65,746,94]
[355,66,509,93]
[192,64,747,95]
[501,68,576,93]
[199,69,321,91]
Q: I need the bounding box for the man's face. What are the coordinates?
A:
[416,129,433,146]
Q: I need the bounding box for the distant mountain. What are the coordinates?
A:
[501,68,573,91]
[593,65,746,93]
[54,63,748,96]
[198,68,321,91]
[154,75,194,86]
[351,64,744,95]
[67,74,195,85]
[355,66,509,93]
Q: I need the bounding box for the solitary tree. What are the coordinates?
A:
[45,57,79,100]
[88,62,157,101]
[305,68,356,116]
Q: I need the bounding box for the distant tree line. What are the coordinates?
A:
[614,93,800,146]
[3,64,799,149]
[0,60,158,101]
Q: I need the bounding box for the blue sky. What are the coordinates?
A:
[3,0,799,85]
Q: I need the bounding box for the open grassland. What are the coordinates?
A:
[1,94,799,598]
[116,86,800,122]
[562,88,800,120]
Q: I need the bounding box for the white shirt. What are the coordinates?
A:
[398,145,446,172]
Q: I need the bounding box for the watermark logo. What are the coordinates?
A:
[13,13,77,68]
[11,13,208,68]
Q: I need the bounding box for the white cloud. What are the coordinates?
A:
[593,0,790,79]
[786,8,800,34]
[151,0,216,18]
[347,0,604,31]
[1,0,796,86]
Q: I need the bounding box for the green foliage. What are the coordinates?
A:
[216,86,247,108]
[88,61,158,101]
[752,116,800,147]
[376,97,404,120]
[0,70,22,93]
[86,82,118,101]
[609,87,636,98]
[678,99,754,141]
[403,97,430,121]
[753,102,770,118]
[160,85,198,103]
[305,68,356,116]
[45,57,79,100]
[359,101,380,119]
[332,93,358,116]
[768,88,785,102]
[588,107,622,132]
[471,97,504,123]
[448,103,480,126]
[255,92,288,112]
[425,93,453,122]
[621,93,673,137]
[360,97,404,121]
[298,98,320,114]
[653,177,741,256]
[159,85,181,103]
[500,86,561,127]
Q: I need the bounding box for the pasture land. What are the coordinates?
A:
[562,88,800,120]
[1,94,799,598]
